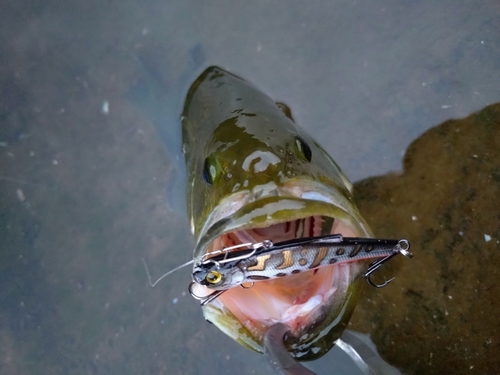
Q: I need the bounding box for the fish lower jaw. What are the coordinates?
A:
[265,289,336,332]
[241,295,324,337]
[218,262,355,339]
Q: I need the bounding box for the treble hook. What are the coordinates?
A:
[364,239,413,288]
[188,280,255,306]
[188,281,228,306]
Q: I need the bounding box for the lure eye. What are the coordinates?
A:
[295,137,312,163]
[205,270,223,284]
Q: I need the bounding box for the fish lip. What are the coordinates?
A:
[194,193,372,258]
[194,178,372,258]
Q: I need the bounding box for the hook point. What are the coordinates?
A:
[366,275,395,288]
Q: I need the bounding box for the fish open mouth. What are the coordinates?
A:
[214,215,360,326]
[192,202,370,358]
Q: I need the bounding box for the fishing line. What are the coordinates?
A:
[141,258,194,287]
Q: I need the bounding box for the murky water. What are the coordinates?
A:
[1,1,499,374]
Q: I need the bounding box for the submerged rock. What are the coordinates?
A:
[351,103,500,374]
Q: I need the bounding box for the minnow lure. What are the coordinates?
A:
[189,234,411,305]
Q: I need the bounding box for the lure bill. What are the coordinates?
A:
[190,235,412,305]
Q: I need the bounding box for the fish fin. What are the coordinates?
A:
[276,102,295,122]
[337,330,402,374]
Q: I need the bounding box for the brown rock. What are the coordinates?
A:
[350,103,500,375]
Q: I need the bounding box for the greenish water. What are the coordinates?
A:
[1,1,499,374]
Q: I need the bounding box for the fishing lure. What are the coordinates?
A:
[189,234,412,305]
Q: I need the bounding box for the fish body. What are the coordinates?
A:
[182,66,373,360]
[193,235,404,290]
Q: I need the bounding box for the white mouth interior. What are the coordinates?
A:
[203,215,360,336]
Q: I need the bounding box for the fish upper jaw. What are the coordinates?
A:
[194,178,372,258]
[251,181,279,200]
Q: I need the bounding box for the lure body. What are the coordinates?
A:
[193,235,405,290]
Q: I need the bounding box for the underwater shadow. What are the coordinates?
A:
[350,102,500,375]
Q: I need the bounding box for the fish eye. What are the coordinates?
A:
[202,158,212,185]
[205,270,223,284]
[203,157,219,185]
[295,137,312,162]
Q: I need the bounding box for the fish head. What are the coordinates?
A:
[183,66,373,360]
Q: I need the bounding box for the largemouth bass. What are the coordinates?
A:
[182,66,374,360]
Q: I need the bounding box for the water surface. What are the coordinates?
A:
[1,1,499,374]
